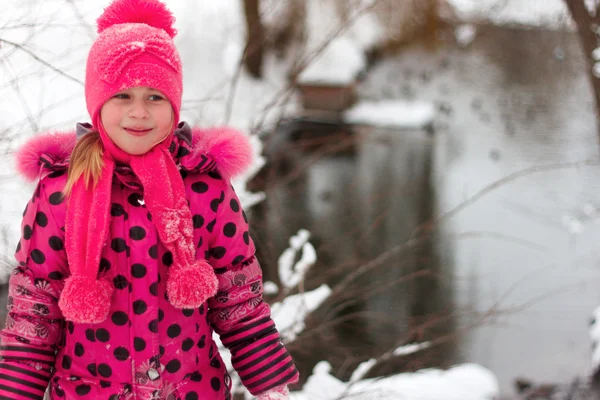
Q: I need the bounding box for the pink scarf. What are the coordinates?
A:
[59,122,218,323]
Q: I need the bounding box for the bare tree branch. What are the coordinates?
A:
[0,38,84,85]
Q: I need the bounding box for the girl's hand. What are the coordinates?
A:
[256,384,289,400]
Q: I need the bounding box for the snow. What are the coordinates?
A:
[454,24,477,47]
[446,0,572,28]
[297,36,366,86]
[344,100,436,129]
[278,229,316,289]
[292,362,498,400]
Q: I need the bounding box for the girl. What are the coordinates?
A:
[0,0,298,399]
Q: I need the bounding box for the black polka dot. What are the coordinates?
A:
[210,357,221,369]
[165,359,181,373]
[96,328,110,342]
[85,329,95,342]
[192,215,204,229]
[128,193,143,207]
[182,338,194,352]
[111,238,127,253]
[210,247,226,259]
[167,324,181,338]
[182,308,194,317]
[162,251,173,267]
[48,170,65,178]
[55,384,65,397]
[232,255,245,266]
[86,363,97,376]
[243,232,249,245]
[230,199,239,212]
[129,226,146,240]
[149,245,158,259]
[158,309,164,321]
[133,300,147,315]
[100,381,111,388]
[98,363,112,378]
[110,203,125,217]
[149,282,158,296]
[49,192,64,205]
[190,371,202,382]
[210,377,221,391]
[48,236,64,251]
[185,392,199,400]
[35,212,48,227]
[197,335,206,349]
[210,199,220,212]
[192,181,209,193]
[23,225,33,240]
[75,384,91,395]
[99,258,111,273]
[67,321,74,334]
[223,223,236,238]
[74,343,84,357]
[206,219,216,233]
[113,347,129,361]
[198,304,205,315]
[62,355,72,369]
[147,211,153,221]
[148,319,158,333]
[30,249,45,264]
[111,311,128,326]
[131,264,147,278]
[134,337,146,351]
[48,271,63,280]
[113,275,128,289]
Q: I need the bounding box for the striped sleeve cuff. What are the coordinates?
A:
[0,345,56,365]
[0,361,50,399]
[227,328,299,395]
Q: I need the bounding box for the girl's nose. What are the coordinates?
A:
[128,100,149,119]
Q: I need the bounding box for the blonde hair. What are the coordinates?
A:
[63,131,104,196]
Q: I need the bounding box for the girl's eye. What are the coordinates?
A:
[148,94,164,101]
[114,93,129,99]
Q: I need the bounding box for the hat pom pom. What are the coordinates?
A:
[58,276,114,324]
[167,259,218,309]
[97,0,177,38]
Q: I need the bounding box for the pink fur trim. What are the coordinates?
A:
[15,131,75,182]
[188,127,254,179]
[15,126,253,181]
[167,259,218,309]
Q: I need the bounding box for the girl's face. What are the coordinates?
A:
[100,86,174,155]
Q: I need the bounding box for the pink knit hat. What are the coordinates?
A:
[85,0,183,126]
[60,0,218,323]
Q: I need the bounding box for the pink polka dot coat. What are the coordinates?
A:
[0,123,298,399]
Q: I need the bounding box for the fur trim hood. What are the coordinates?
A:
[15,122,253,182]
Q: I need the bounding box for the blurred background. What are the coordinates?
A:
[3,1,600,398]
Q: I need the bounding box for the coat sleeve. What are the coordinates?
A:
[0,179,67,400]
[206,178,299,396]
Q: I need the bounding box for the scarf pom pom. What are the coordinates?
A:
[58,276,114,323]
[167,259,218,309]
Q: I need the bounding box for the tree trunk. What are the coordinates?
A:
[564,0,600,146]
[242,0,264,78]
